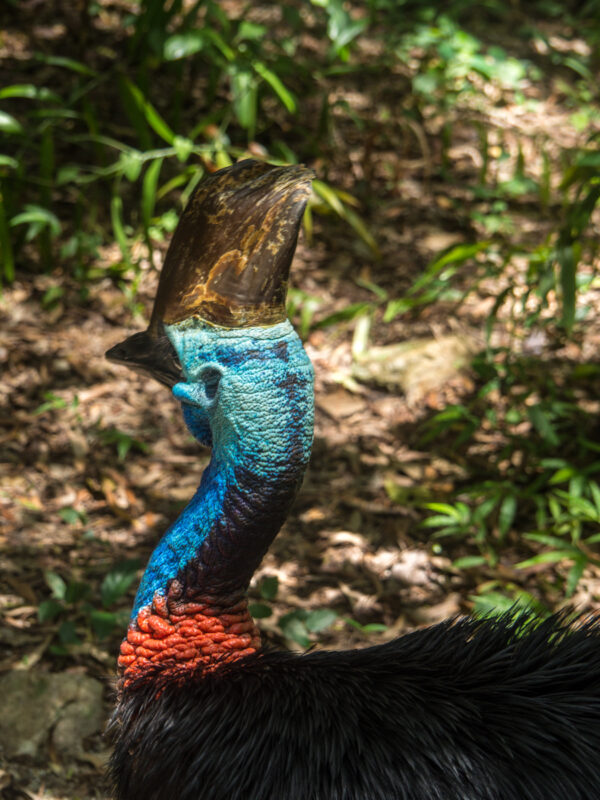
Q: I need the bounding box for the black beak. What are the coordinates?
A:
[105,326,183,388]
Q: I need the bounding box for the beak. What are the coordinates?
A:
[105,327,183,388]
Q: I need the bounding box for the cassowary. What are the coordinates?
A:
[107,160,600,800]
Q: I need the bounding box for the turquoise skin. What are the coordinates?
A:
[131,319,314,619]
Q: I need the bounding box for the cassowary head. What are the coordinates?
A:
[107,160,315,454]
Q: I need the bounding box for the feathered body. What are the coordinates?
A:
[108,161,600,800]
[111,614,600,800]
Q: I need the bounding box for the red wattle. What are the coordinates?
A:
[118,591,260,682]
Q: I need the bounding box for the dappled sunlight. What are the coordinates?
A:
[2,0,600,796]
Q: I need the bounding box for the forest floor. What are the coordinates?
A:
[2,3,600,799]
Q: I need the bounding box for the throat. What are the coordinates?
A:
[118,460,297,683]
[118,589,260,681]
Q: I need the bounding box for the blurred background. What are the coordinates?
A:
[1,1,600,796]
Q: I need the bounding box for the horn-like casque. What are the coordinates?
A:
[106,159,313,386]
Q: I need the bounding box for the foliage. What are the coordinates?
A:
[98,426,149,461]
[250,575,384,647]
[415,351,600,599]
[39,560,140,653]
[0,0,377,284]
[2,1,599,343]
[249,575,338,647]
[4,0,600,639]
[369,4,600,337]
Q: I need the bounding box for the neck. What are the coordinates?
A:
[118,321,314,683]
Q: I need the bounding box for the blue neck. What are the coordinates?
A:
[131,321,314,619]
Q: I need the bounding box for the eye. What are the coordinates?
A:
[201,368,222,402]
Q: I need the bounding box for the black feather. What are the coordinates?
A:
[109,611,600,800]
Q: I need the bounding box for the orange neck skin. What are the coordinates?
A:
[118,585,260,685]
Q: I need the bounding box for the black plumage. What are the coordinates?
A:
[109,612,600,800]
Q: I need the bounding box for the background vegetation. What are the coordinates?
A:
[2,0,600,793]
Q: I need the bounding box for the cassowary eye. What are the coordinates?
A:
[201,368,221,401]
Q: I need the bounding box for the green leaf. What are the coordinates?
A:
[558,493,599,520]
[248,602,272,619]
[312,180,379,255]
[590,482,600,514]
[56,165,84,185]
[411,241,491,294]
[34,391,67,415]
[10,205,61,238]
[253,61,297,112]
[42,286,64,310]
[304,608,338,633]
[117,151,143,182]
[111,194,130,265]
[565,556,586,597]
[485,286,512,341]
[475,496,499,522]
[383,298,413,322]
[425,502,464,518]
[471,592,518,618]
[452,555,487,569]
[163,31,205,60]
[557,244,576,332]
[89,609,118,639]
[101,560,140,608]
[498,494,517,537]
[230,67,257,132]
[156,168,197,200]
[517,550,577,569]
[100,427,148,460]
[238,21,267,40]
[35,54,97,76]
[313,302,372,330]
[122,80,175,145]
[332,17,366,50]
[345,618,388,633]
[0,183,15,280]
[173,136,194,163]
[64,580,89,604]
[0,84,60,101]
[432,527,466,539]
[354,621,387,633]
[142,158,163,231]
[45,571,67,600]
[527,406,559,447]
[525,532,573,549]
[259,575,279,600]
[202,28,235,61]
[59,507,84,525]
[421,515,460,528]
[58,620,80,645]
[355,277,388,301]
[313,179,343,213]
[279,612,310,648]
[549,467,576,485]
[0,111,23,134]
[0,155,18,170]
[38,599,63,622]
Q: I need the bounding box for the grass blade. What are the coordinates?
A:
[122,79,175,145]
